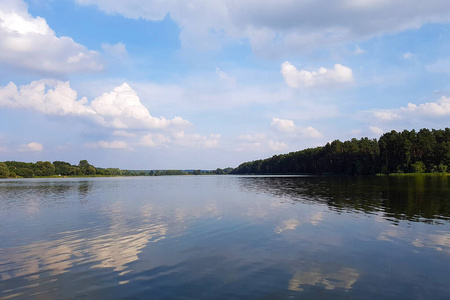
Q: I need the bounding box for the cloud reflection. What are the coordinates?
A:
[0,221,167,282]
[275,219,300,234]
[275,212,324,234]
[412,231,450,254]
[288,265,360,292]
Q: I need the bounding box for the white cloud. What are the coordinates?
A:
[354,45,365,54]
[113,130,136,138]
[0,0,103,74]
[373,111,400,121]
[86,140,129,149]
[239,133,268,143]
[373,96,450,122]
[235,119,321,153]
[237,133,288,152]
[140,133,171,147]
[0,80,93,116]
[101,42,127,57]
[140,131,220,148]
[271,118,322,138]
[268,140,288,151]
[400,97,450,116]
[0,79,223,151]
[301,127,323,138]
[75,0,450,56]
[19,142,43,152]
[350,129,362,136]
[403,52,414,59]
[281,61,353,88]
[215,68,236,84]
[369,126,384,136]
[271,118,296,132]
[0,80,191,130]
[90,83,191,129]
[172,131,221,148]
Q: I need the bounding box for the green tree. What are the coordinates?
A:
[53,161,72,175]
[16,168,34,178]
[0,162,9,178]
[35,161,55,176]
[79,160,96,175]
[411,161,426,173]
[438,163,448,173]
[214,168,224,174]
[70,166,82,175]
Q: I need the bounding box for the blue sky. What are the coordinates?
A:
[1,0,450,169]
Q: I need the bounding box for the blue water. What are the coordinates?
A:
[0,176,449,299]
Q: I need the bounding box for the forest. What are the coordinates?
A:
[0,159,233,178]
[0,160,131,178]
[1,128,449,178]
[231,128,450,175]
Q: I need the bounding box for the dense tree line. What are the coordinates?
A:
[0,160,234,178]
[1,160,98,178]
[232,128,450,175]
[0,160,148,178]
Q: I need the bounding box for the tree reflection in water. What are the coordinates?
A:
[238,175,450,224]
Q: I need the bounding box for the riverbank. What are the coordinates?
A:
[376,173,450,177]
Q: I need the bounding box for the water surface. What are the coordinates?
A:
[0,176,449,299]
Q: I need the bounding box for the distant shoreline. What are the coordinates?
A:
[2,173,450,179]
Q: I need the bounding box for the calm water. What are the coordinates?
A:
[0,175,449,299]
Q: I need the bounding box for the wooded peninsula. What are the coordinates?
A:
[231,128,450,175]
[1,128,449,178]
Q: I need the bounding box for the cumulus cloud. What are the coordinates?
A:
[19,142,43,152]
[369,126,384,136]
[373,96,450,122]
[268,140,288,152]
[173,131,221,148]
[271,118,322,138]
[86,140,129,149]
[0,80,223,151]
[75,0,450,56]
[0,80,93,116]
[281,61,353,88]
[373,111,400,121]
[90,83,191,129]
[0,0,103,74]
[400,97,450,116]
[0,80,190,130]
[237,133,288,152]
[140,133,172,147]
[271,118,296,132]
[235,118,321,153]
[113,130,136,138]
[140,131,220,148]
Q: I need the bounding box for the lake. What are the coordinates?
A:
[0,175,449,299]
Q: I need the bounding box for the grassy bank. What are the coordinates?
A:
[376,173,450,177]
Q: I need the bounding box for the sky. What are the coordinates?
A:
[0,0,450,169]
